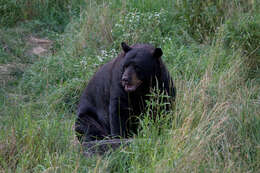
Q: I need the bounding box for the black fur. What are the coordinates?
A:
[75,43,176,142]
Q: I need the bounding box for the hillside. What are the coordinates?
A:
[0,0,259,172]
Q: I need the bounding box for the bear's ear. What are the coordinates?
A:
[153,48,163,58]
[121,42,131,53]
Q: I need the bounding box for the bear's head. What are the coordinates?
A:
[120,42,163,93]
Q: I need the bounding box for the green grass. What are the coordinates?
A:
[0,0,259,172]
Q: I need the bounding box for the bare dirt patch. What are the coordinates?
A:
[27,36,53,56]
[0,36,53,86]
[0,63,26,86]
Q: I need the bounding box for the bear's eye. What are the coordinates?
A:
[123,65,128,70]
[134,65,141,71]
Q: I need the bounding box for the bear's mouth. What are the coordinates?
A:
[122,81,142,92]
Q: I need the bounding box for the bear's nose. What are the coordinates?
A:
[122,76,129,83]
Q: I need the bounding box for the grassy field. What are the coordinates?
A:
[0,0,259,172]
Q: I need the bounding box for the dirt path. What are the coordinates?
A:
[27,36,52,56]
[0,36,52,86]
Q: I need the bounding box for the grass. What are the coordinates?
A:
[0,0,259,172]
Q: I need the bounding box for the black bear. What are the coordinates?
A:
[75,42,176,142]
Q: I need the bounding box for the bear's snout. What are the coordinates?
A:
[122,74,130,84]
[121,67,142,93]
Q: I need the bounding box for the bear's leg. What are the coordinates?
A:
[109,101,129,138]
[75,114,108,142]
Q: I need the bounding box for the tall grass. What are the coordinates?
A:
[0,0,259,172]
[0,0,86,30]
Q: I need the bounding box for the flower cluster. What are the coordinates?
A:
[79,56,90,69]
[96,48,117,63]
[112,9,167,43]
